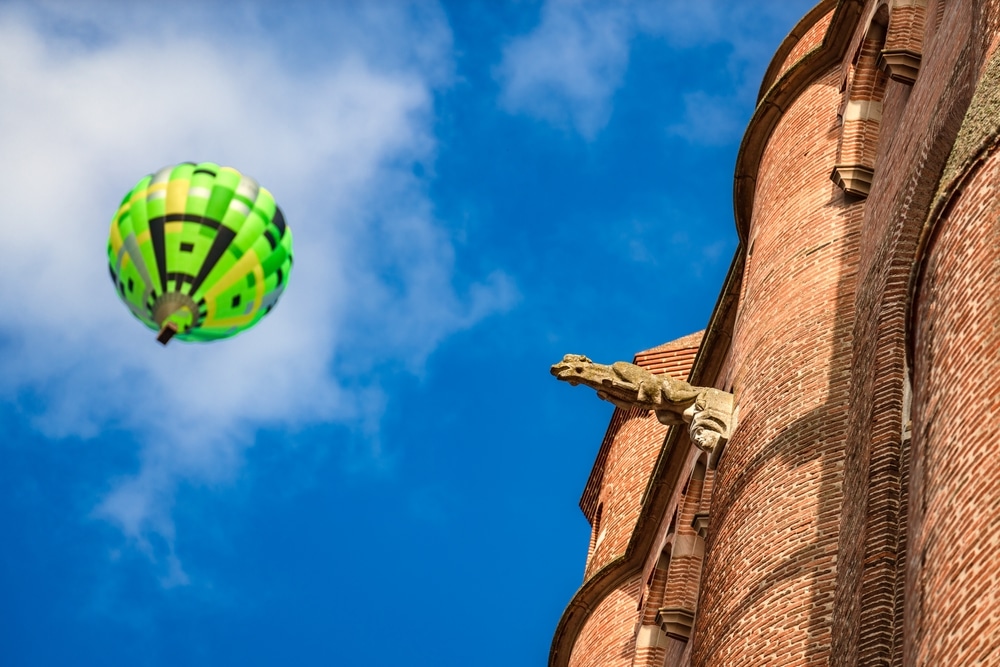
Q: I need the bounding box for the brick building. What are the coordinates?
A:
[550,1,1000,665]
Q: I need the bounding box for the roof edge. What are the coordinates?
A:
[757,0,839,102]
[734,0,866,243]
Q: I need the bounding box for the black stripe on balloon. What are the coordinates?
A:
[263,229,277,250]
[272,207,287,238]
[189,226,237,294]
[154,213,220,229]
[193,167,217,177]
[149,216,167,292]
[108,264,117,284]
[275,268,283,286]
[166,272,197,286]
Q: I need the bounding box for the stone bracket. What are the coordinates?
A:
[656,607,695,641]
[879,48,921,84]
[831,164,875,197]
[692,512,710,540]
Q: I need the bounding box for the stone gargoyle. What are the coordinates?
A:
[550,354,736,461]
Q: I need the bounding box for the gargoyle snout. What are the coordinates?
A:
[550,354,592,378]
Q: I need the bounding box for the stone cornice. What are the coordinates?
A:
[734,0,865,243]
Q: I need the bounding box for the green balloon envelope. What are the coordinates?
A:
[107,162,293,344]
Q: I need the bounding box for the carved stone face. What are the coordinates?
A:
[691,426,721,453]
[550,354,594,385]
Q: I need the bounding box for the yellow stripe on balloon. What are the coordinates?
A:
[165,178,189,215]
[109,219,124,256]
[202,250,264,328]
[204,249,263,303]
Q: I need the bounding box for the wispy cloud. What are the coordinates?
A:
[495,0,632,139]
[496,0,813,142]
[0,1,516,580]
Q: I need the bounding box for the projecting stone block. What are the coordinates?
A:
[831,164,875,197]
[657,607,695,641]
[879,48,921,84]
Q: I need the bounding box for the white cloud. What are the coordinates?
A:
[0,1,516,579]
[496,0,814,142]
[496,0,632,139]
[666,91,748,146]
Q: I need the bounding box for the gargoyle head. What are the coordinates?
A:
[550,354,594,386]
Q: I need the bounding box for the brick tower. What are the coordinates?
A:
[550,1,1000,665]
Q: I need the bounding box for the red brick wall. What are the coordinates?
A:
[587,408,669,575]
[830,0,980,663]
[910,142,1000,666]
[563,337,703,667]
[568,577,641,667]
[583,337,703,578]
[837,7,889,171]
[554,4,1000,667]
[884,1,927,58]
[779,9,836,80]
[692,64,863,666]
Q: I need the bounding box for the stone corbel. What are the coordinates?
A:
[656,607,695,641]
[550,354,737,465]
[878,49,921,84]
[691,512,710,540]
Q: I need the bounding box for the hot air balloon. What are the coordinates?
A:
[107,162,293,345]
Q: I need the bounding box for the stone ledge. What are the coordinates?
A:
[879,48,921,84]
[657,607,695,641]
[692,512,710,540]
[831,164,875,197]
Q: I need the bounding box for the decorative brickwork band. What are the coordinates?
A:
[551,355,736,464]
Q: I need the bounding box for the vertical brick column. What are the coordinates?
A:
[691,67,863,666]
[658,469,705,640]
[833,8,890,197]
[633,550,673,667]
[909,147,1000,665]
[880,0,927,84]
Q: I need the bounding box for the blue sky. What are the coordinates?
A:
[0,1,815,664]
